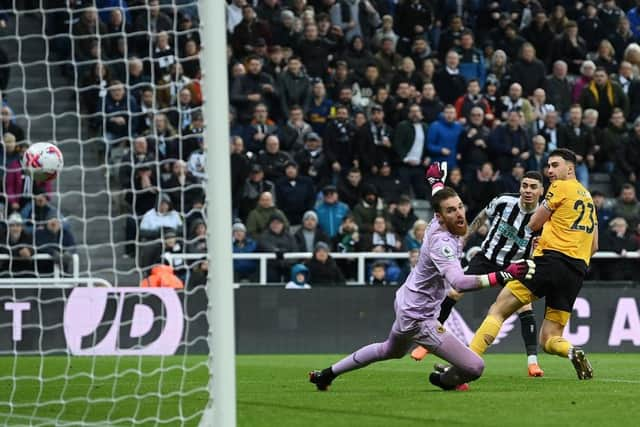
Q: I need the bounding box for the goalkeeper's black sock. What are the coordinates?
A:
[518,310,538,357]
[321,367,336,380]
[438,296,458,324]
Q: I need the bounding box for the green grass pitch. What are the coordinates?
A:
[1,354,639,426]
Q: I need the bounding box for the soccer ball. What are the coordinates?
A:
[22,142,64,182]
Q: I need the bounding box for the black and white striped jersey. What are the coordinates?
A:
[480,193,537,267]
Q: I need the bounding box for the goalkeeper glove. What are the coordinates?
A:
[480,260,536,288]
[426,162,447,195]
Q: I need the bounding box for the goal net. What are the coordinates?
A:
[0,1,215,425]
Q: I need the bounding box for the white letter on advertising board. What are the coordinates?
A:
[608,298,640,346]
[563,297,590,345]
[4,302,31,341]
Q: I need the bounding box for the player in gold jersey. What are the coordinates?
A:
[467,149,598,379]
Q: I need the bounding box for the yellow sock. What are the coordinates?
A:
[469,315,503,356]
[543,336,571,357]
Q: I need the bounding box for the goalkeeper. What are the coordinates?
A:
[309,163,535,391]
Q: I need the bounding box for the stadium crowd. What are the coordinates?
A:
[2,0,640,285]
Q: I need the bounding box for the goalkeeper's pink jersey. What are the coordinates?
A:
[395,218,470,321]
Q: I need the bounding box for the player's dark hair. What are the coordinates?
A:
[548,148,577,165]
[432,187,459,214]
[523,171,543,183]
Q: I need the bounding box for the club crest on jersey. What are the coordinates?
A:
[441,245,455,260]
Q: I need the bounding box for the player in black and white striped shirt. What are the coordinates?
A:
[412,171,545,377]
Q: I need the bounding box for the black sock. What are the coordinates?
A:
[438,296,458,324]
[321,367,336,380]
[518,310,538,356]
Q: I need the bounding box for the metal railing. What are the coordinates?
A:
[0,253,80,279]
[165,250,640,285]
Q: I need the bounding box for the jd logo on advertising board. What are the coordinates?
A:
[64,288,183,355]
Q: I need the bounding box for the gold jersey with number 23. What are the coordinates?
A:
[534,178,597,265]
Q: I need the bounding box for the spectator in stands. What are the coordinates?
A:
[579,67,629,128]
[230,55,278,124]
[35,214,76,274]
[368,261,389,286]
[594,39,619,76]
[610,16,636,63]
[2,133,23,212]
[404,219,427,251]
[337,167,363,210]
[388,195,417,240]
[246,191,289,238]
[149,113,179,165]
[80,62,111,117]
[456,31,485,87]
[238,164,275,221]
[458,107,490,180]
[418,82,444,125]
[572,60,595,104]
[498,161,525,194]
[245,103,278,155]
[454,79,492,124]
[167,87,197,133]
[73,7,108,64]
[496,22,526,59]
[1,106,24,142]
[294,210,330,253]
[295,23,340,80]
[487,49,509,85]
[372,14,397,50]
[232,221,258,282]
[354,104,394,174]
[231,136,251,215]
[345,36,377,81]
[162,160,204,215]
[468,161,500,218]
[522,11,554,64]
[433,50,466,105]
[315,185,350,238]
[368,160,403,205]
[278,55,312,117]
[279,105,312,152]
[227,0,247,34]
[292,131,330,190]
[132,0,171,56]
[375,37,403,83]
[390,59,421,96]
[559,105,593,188]
[307,79,333,135]
[186,218,207,255]
[285,263,311,289]
[393,104,428,199]
[101,80,140,150]
[306,241,346,286]
[530,88,555,135]
[20,188,61,234]
[357,215,402,252]
[257,213,297,282]
[497,83,533,124]
[323,104,358,177]
[397,247,419,284]
[140,194,183,240]
[592,190,614,235]
[256,134,293,182]
[544,60,572,118]
[599,217,638,280]
[0,213,34,278]
[152,31,176,82]
[275,160,315,225]
[353,184,385,234]
[602,108,628,179]
[613,61,640,122]
[181,39,201,80]
[427,104,463,169]
[489,110,530,173]
[231,5,272,57]
[525,134,549,174]
[615,117,640,194]
[614,184,640,229]
[446,166,471,212]
[550,20,587,75]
